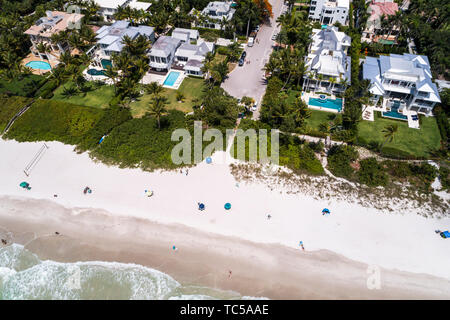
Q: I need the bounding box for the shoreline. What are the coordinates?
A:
[1,195,449,299]
[0,139,449,298]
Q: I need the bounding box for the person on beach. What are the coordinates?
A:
[299,241,305,251]
[186,169,189,176]
[267,214,272,220]
[228,270,232,279]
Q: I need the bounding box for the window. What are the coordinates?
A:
[311,1,316,4]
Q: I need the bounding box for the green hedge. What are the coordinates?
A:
[5,99,104,145]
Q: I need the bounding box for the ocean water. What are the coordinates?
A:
[0,244,268,300]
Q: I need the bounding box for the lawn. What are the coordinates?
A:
[129,77,205,118]
[357,111,441,158]
[0,74,45,97]
[52,81,115,109]
[304,109,337,130]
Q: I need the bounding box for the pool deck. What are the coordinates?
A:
[22,53,59,75]
[301,91,343,113]
[363,100,420,129]
[82,64,113,84]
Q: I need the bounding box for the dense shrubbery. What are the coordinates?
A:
[91,110,189,170]
[327,145,358,179]
[0,95,33,132]
[0,75,46,97]
[5,99,104,145]
[77,105,133,152]
[358,157,388,187]
[279,135,324,175]
[231,120,324,175]
[438,166,450,191]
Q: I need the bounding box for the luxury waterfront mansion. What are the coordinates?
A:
[308,0,349,25]
[24,10,84,62]
[190,1,236,30]
[88,20,155,64]
[361,0,399,44]
[93,0,152,21]
[302,26,351,94]
[363,53,441,115]
[148,29,214,76]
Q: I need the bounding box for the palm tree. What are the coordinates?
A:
[145,81,164,96]
[50,67,66,86]
[61,85,78,98]
[148,95,168,129]
[36,42,50,61]
[103,65,119,93]
[292,98,311,127]
[381,124,398,148]
[328,77,337,92]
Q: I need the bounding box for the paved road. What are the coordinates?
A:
[221,0,286,120]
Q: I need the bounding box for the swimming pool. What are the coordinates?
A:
[87,69,106,76]
[25,61,51,70]
[382,100,407,120]
[163,71,181,87]
[309,97,343,112]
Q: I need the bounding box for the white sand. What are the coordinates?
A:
[0,139,449,283]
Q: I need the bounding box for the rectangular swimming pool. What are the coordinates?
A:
[163,71,181,87]
[382,101,407,120]
[308,97,343,112]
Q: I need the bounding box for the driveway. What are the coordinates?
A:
[221,0,286,120]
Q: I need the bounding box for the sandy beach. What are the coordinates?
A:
[0,139,449,298]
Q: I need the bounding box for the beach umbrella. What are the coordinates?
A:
[145,190,153,197]
[19,182,29,188]
[322,208,330,214]
[441,231,450,239]
[206,157,212,164]
[198,203,205,210]
[224,203,231,210]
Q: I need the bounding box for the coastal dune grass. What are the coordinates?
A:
[0,96,33,132]
[357,112,441,158]
[5,99,104,144]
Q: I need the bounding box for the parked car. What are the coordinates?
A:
[247,37,254,47]
[251,104,257,112]
[271,34,277,41]
[241,51,247,59]
[238,58,244,66]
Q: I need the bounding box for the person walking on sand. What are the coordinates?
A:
[228,270,232,279]
[267,214,272,220]
[186,169,189,176]
[299,241,305,251]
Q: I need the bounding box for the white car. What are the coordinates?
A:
[251,105,257,112]
[271,34,277,41]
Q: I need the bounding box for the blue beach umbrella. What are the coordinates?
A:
[206,157,212,164]
[198,203,205,210]
[224,203,231,210]
[322,208,330,214]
